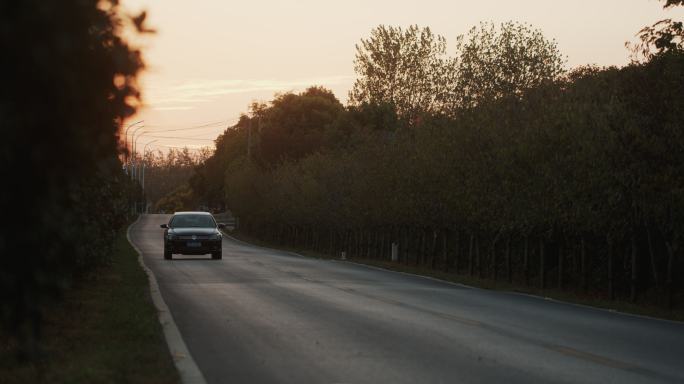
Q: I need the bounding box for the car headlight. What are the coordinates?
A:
[168,233,178,240]
[210,233,221,240]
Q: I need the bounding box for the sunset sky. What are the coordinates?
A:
[120,0,684,153]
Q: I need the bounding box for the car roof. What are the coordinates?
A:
[173,211,212,216]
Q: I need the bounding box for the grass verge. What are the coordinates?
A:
[0,218,180,384]
[227,230,684,323]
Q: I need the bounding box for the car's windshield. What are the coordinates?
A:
[169,215,216,228]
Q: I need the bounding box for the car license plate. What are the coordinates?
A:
[187,242,201,247]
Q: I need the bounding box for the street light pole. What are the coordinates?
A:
[123,120,143,166]
[142,140,158,214]
[130,125,147,179]
[133,131,148,180]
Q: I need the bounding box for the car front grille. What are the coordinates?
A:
[178,235,211,240]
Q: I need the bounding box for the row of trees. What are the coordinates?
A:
[228,49,684,308]
[191,1,684,308]
[217,8,684,308]
[189,87,399,206]
[123,147,213,211]
[349,21,566,121]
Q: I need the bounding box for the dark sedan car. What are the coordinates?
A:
[161,212,225,260]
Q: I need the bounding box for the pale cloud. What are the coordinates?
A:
[152,106,196,111]
[142,76,356,106]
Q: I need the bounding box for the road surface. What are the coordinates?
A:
[130,215,684,384]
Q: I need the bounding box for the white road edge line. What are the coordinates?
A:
[127,216,207,384]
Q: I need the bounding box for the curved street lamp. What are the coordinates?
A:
[141,140,159,211]
[133,131,148,180]
[130,125,147,176]
[123,120,143,164]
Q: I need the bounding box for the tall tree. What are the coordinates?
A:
[450,21,566,109]
[349,25,454,122]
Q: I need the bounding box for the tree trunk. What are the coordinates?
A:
[491,241,497,281]
[372,229,378,259]
[404,228,409,266]
[347,230,351,258]
[665,231,677,309]
[380,228,386,261]
[397,227,401,264]
[304,226,308,249]
[581,235,588,295]
[572,239,578,277]
[329,227,333,255]
[559,239,565,291]
[443,228,449,273]
[631,232,638,303]
[295,226,299,248]
[506,235,512,284]
[414,230,421,267]
[453,230,460,275]
[430,229,439,270]
[540,238,546,289]
[468,233,475,276]
[421,230,427,266]
[647,227,659,286]
[608,235,614,300]
[524,237,530,286]
[367,230,372,258]
[476,234,482,278]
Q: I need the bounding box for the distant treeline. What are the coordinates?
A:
[124,147,213,211]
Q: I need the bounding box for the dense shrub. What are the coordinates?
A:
[0,0,145,334]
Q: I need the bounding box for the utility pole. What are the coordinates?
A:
[258,112,262,154]
[248,120,252,159]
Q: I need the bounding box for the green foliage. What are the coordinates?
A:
[349,22,566,118]
[155,185,193,213]
[224,50,684,307]
[260,86,344,164]
[0,0,145,334]
[190,86,402,206]
[628,0,684,61]
[138,147,211,207]
[349,25,453,121]
[452,21,567,109]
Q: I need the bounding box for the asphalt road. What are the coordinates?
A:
[130,215,684,384]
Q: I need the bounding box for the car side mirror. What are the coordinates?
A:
[160,224,168,228]
[218,223,226,228]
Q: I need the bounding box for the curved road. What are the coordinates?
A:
[130,215,684,384]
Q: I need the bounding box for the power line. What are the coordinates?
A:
[143,135,218,141]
